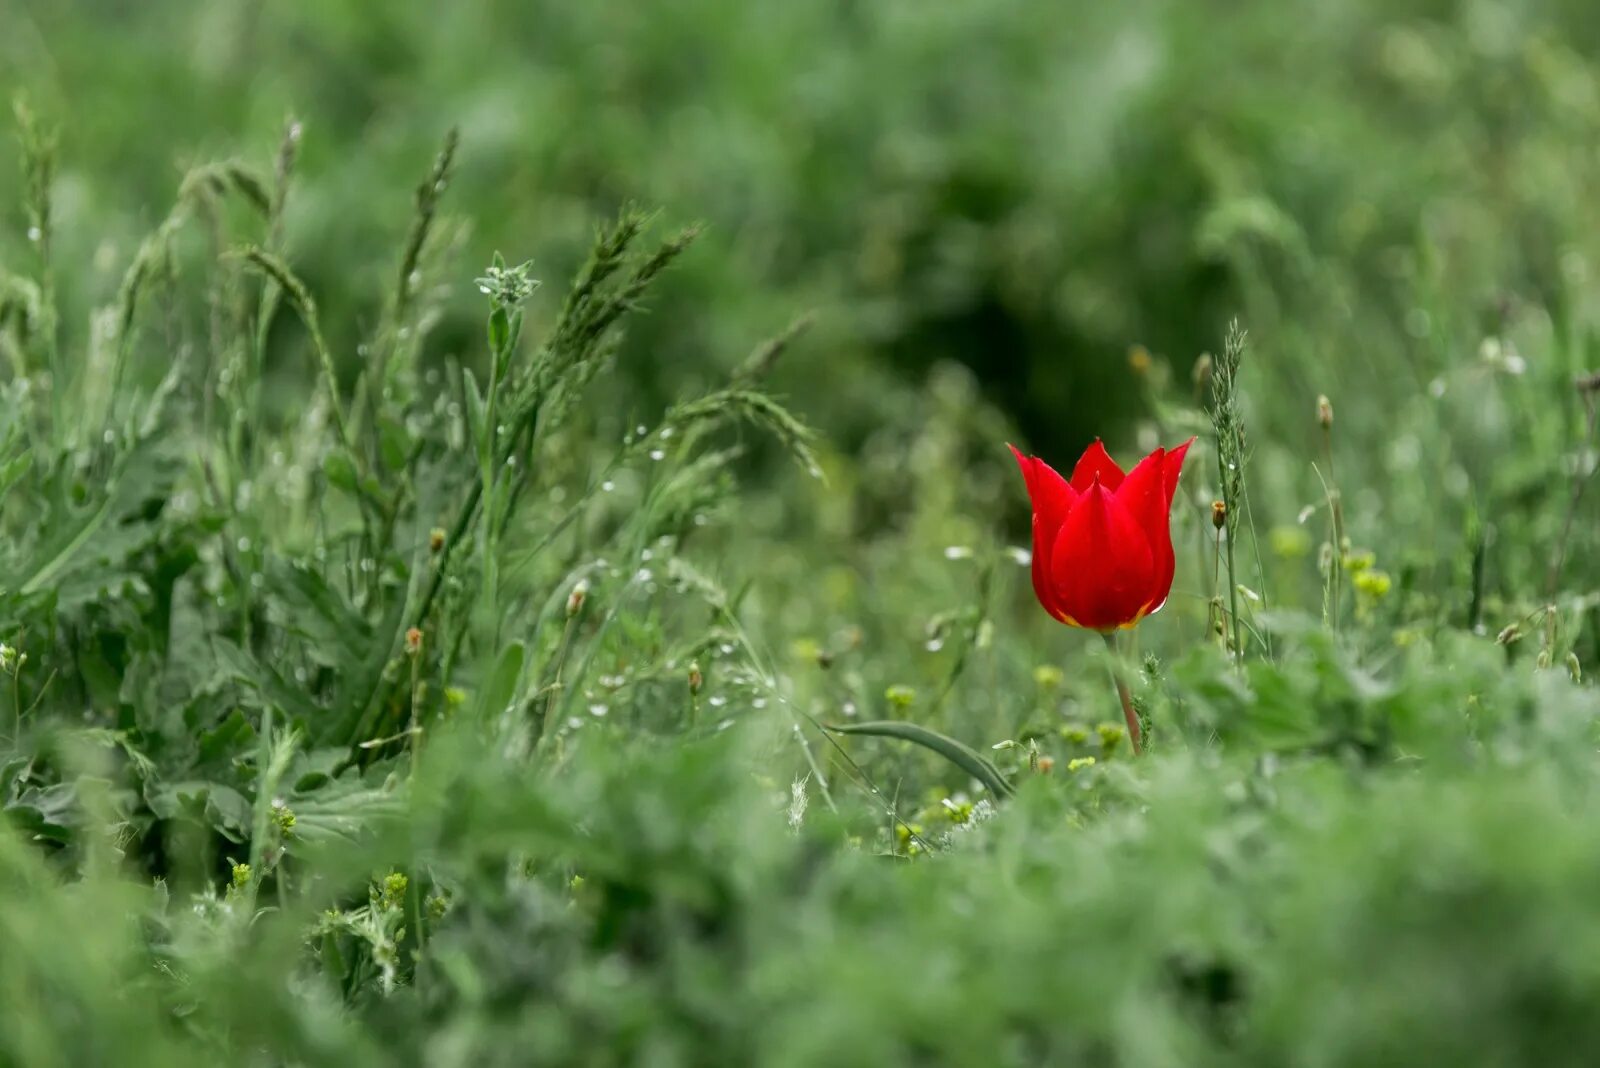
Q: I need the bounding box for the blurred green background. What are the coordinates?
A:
[10,0,1599,464]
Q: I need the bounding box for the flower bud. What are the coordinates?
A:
[429,527,446,554]
[270,798,296,834]
[1059,724,1089,745]
[404,627,423,656]
[1353,569,1392,598]
[687,660,703,695]
[380,871,408,911]
[1036,756,1055,774]
[1211,499,1227,530]
[566,580,589,618]
[1316,394,1333,430]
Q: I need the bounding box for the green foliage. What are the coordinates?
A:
[4,2,1600,1064]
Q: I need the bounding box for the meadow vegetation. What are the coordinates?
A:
[4,3,1600,1064]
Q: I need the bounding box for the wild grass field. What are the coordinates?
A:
[5,2,1600,1065]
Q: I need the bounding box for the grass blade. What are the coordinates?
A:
[826,721,1015,799]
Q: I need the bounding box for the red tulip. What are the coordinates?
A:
[1009,437,1194,631]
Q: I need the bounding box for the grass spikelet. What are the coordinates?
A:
[238,246,351,450]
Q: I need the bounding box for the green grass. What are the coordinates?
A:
[5,3,1600,1064]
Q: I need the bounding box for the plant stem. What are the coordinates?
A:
[536,613,579,755]
[1321,425,1345,630]
[1211,526,1226,651]
[407,645,423,775]
[1548,390,1599,595]
[1223,519,1242,664]
[1101,632,1142,756]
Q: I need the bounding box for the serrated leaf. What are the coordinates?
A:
[288,778,404,845]
[211,638,323,728]
[197,709,256,768]
[322,592,409,746]
[4,781,80,844]
[19,443,175,598]
[147,780,253,842]
[826,721,1015,799]
[268,559,371,666]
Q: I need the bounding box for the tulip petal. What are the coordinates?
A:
[1008,445,1078,537]
[1162,437,1195,505]
[1050,479,1155,630]
[1115,447,1175,618]
[1009,445,1078,621]
[1137,437,1194,615]
[1069,439,1125,493]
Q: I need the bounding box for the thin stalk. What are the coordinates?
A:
[7,663,20,743]
[1223,519,1242,663]
[1321,419,1345,628]
[713,602,838,815]
[1209,321,1251,665]
[407,644,429,963]
[407,642,424,774]
[534,613,579,755]
[1101,632,1142,756]
[246,706,275,911]
[1547,389,1599,595]
[1211,519,1225,650]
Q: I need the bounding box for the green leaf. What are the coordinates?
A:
[0,449,32,505]
[323,449,359,495]
[473,641,526,725]
[4,782,80,844]
[147,781,253,842]
[497,307,524,376]
[323,592,409,746]
[288,778,404,845]
[268,559,372,666]
[18,442,175,597]
[463,365,487,459]
[211,638,324,728]
[376,410,412,472]
[826,721,1015,799]
[487,306,510,358]
[197,709,257,769]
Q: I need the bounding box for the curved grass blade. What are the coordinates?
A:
[825,721,1015,799]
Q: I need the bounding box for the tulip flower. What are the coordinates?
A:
[1009,438,1193,630]
[1009,436,1194,753]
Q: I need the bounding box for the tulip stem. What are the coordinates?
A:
[1101,632,1142,756]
